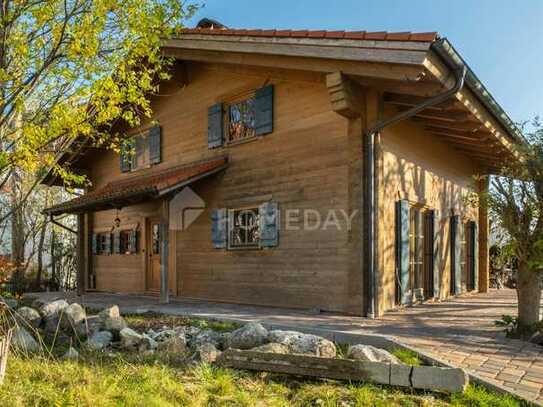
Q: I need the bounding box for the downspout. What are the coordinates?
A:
[363,62,467,318]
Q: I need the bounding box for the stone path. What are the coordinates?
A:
[27,289,543,404]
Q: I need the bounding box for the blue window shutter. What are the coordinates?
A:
[395,200,410,305]
[426,210,440,299]
[128,230,137,254]
[149,125,161,164]
[450,215,462,295]
[113,232,120,254]
[91,234,98,255]
[211,209,227,248]
[469,221,479,291]
[208,103,224,149]
[259,201,279,248]
[255,84,274,136]
[120,143,131,173]
[104,233,112,255]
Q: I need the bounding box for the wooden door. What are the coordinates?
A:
[147,219,161,292]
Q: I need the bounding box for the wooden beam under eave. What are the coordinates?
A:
[383,92,463,110]
[326,72,364,119]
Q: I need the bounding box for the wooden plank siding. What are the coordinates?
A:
[80,61,482,315]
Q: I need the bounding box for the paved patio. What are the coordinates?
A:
[27,289,543,404]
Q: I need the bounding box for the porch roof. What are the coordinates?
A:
[44,156,228,216]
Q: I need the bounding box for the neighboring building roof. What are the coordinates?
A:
[44,156,228,215]
[177,27,438,42]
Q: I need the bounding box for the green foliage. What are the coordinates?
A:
[188,318,241,332]
[0,0,198,187]
[1,354,525,407]
[391,347,424,366]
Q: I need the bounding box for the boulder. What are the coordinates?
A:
[0,296,18,309]
[530,332,543,346]
[347,344,401,364]
[102,316,127,339]
[62,346,80,360]
[16,306,42,329]
[119,327,142,349]
[86,331,113,351]
[39,299,69,318]
[251,342,290,354]
[43,315,61,335]
[157,335,187,353]
[228,322,268,350]
[99,305,121,321]
[196,343,221,363]
[11,326,39,353]
[191,329,222,349]
[153,329,177,342]
[85,315,102,335]
[138,334,158,352]
[61,303,86,331]
[268,330,336,358]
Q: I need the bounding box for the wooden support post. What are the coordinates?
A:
[160,199,170,304]
[478,176,490,293]
[76,213,85,296]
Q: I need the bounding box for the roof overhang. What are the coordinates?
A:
[44,156,228,216]
[161,27,524,174]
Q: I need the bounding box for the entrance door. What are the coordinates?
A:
[147,219,161,292]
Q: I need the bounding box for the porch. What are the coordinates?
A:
[26,288,543,403]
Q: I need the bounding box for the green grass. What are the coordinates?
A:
[0,352,528,407]
[391,347,424,367]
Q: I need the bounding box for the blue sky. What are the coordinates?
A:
[187,0,543,125]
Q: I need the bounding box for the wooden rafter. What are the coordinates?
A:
[383,93,463,110]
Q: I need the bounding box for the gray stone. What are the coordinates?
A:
[119,327,142,349]
[103,316,127,339]
[43,315,61,335]
[197,343,221,363]
[411,366,468,393]
[157,335,187,353]
[99,305,121,321]
[191,329,222,349]
[61,303,86,331]
[530,332,543,346]
[139,334,158,352]
[16,306,42,329]
[0,296,18,309]
[39,299,69,318]
[251,342,290,354]
[85,315,102,335]
[153,329,177,342]
[228,322,268,350]
[11,326,39,353]
[268,330,337,358]
[62,346,80,360]
[347,345,401,364]
[86,331,113,351]
[389,363,413,387]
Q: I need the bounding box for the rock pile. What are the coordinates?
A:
[8,299,402,366]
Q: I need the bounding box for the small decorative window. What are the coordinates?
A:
[228,207,260,249]
[152,224,160,255]
[95,233,110,255]
[226,96,256,144]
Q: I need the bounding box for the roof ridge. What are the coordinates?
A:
[177,27,438,42]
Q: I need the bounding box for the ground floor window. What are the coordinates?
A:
[95,233,110,255]
[228,207,260,249]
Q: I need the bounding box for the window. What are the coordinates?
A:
[95,233,110,255]
[226,96,256,144]
[119,230,131,254]
[152,224,160,255]
[228,207,260,249]
[120,125,161,172]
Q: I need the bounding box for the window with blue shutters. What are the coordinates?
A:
[212,202,279,250]
[119,125,161,172]
[209,84,274,149]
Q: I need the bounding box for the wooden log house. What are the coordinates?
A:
[42,20,523,317]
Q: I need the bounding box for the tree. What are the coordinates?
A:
[486,118,543,334]
[0,0,197,221]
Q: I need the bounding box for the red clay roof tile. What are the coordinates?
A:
[45,156,228,215]
[177,27,438,43]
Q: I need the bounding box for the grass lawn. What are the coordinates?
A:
[1,351,526,407]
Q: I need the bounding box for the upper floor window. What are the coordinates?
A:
[227,96,256,144]
[120,125,161,173]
